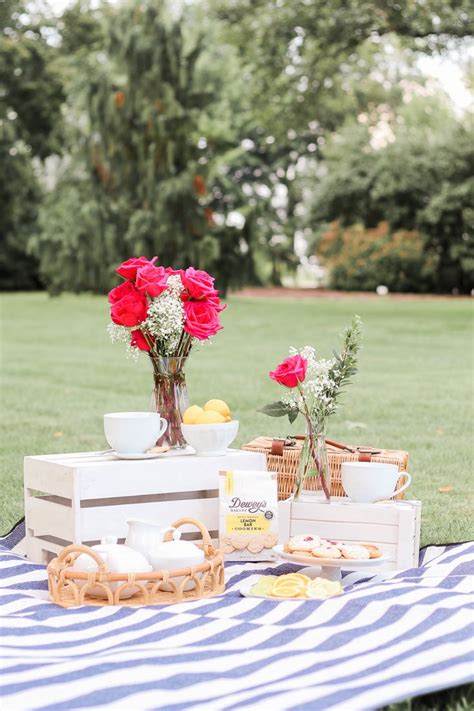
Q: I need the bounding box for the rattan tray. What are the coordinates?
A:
[47,517,225,607]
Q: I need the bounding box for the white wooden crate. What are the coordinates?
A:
[278,494,421,572]
[23,449,266,564]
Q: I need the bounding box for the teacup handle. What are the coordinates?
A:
[158,417,168,440]
[391,472,412,498]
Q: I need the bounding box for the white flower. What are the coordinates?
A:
[107,324,130,343]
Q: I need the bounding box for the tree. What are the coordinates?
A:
[0,0,64,289]
[209,0,473,138]
[310,95,474,292]
[34,0,217,293]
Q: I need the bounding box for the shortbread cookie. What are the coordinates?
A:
[248,535,265,554]
[340,544,370,560]
[287,534,320,552]
[263,532,278,549]
[220,536,235,554]
[360,543,382,559]
[230,534,249,550]
[311,546,342,559]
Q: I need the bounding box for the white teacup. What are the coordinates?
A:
[104,412,168,454]
[341,462,412,503]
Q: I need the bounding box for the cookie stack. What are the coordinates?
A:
[284,534,382,560]
[221,532,278,556]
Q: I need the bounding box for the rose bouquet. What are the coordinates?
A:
[108,256,225,447]
[260,316,362,500]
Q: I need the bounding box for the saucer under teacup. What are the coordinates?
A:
[111,448,169,460]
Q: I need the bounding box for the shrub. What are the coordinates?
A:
[317,221,438,292]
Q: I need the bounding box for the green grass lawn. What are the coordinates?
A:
[1,292,473,545]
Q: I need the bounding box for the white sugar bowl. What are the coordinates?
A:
[150,529,205,591]
[72,536,152,599]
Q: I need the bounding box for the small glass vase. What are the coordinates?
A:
[150,356,189,449]
[294,422,331,501]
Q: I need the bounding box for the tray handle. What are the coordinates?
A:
[56,544,110,576]
[166,518,213,556]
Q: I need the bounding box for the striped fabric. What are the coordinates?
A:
[1,525,473,710]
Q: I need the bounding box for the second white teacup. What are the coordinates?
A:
[104,412,168,454]
[341,461,411,503]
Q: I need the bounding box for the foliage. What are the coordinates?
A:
[34,0,215,293]
[260,316,363,427]
[311,97,474,292]
[1,0,473,294]
[317,222,437,292]
[0,0,64,289]
[210,0,473,138]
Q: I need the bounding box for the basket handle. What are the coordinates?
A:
[56,544,109,574]
[167,518,213,555]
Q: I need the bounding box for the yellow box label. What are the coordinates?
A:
[225,514,270,534]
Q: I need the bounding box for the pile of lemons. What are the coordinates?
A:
[183,399,232,425]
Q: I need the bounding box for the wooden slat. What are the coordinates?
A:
[289,518,400,544]
[77,451,265,499]
[26,496,75,540]
[79,497,219,541]
[24,457,75,498]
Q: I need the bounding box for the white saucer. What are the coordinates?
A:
[111,450,167,460]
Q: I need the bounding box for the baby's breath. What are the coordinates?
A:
[107,324,130,343]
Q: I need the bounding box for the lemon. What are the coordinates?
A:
[194,410,227,425]
[182,405,204,424]
[203,399,231,419]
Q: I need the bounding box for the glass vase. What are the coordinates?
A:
[150,356,189,449]
[293,422,331,501]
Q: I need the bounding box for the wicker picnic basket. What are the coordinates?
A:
[242,436,409,501]
[47,518,225,608]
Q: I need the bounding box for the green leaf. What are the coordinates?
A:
[258,401,291,418]
[287,408,299,424]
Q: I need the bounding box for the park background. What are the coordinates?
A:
[1,0,473,534]
[0,3,473,708]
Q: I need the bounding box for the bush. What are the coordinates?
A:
[317,221,437,292]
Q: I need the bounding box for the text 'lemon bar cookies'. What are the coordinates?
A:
[219,469,278,561]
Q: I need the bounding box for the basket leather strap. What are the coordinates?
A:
[270,437,381,460]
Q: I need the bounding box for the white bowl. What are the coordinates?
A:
[181,420,239,456]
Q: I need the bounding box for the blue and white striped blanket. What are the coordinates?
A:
[1,523,473,711]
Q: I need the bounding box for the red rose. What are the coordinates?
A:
[135,264,169,298]
[205,289,226,312]
[108,280,138,304]
[116,256,157,281]
[269,355,307,388]
[130,329,151,352]
[184,300,223,340]
[111,292,148,327]
[181,267,215,299]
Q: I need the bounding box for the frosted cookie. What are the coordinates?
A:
[230,534,249,550]
[248,536,265,554]
[311,546,342,559]
[263,532,278,549]
[287,534,320,552]
[340,545,370,560]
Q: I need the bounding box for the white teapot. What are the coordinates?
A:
[151,530,205,591]
[72,536,152,599]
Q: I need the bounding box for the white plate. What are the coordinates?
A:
[273,544,386,569]
[111,450,168,460]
